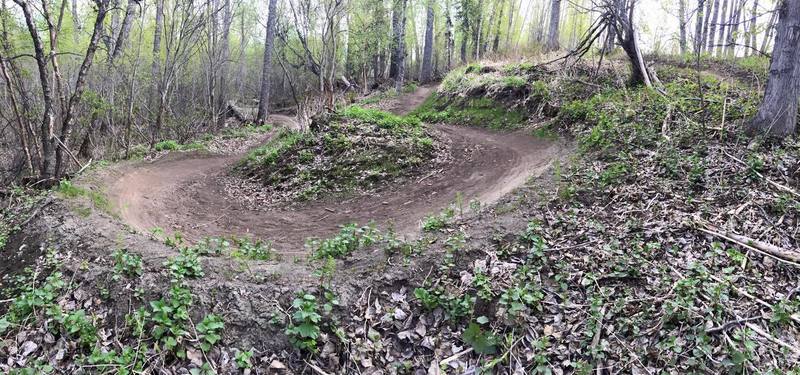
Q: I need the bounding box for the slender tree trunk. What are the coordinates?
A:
[256,0,278,124]
[504,0,515,49]
[760,3,778,53]
[55,0,111,176]
[716,0,729,56]
[679,0,688,54]
[492,0,504,52]
[71,0,80,43]
[744,0,758,56]
[694,0,705,54]
[545,0,561,51]
[445,0,454,69]
[0,53,33,173]
[701,0,712,51]
[390,0,403,78]
[725,0,743,57]
[110,0,138,64]
[149,0,164,146]
[420,1,434,82]
[217,0,232,116]
[13,0,57,179]
[747,0,800,138]
[395,0,408,91]
[707,0,720,51]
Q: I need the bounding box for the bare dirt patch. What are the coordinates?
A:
[101,87,564,255]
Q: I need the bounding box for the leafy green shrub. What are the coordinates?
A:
[240,130,309,167]
[113,249,143,279]
[462,321,498,354]
[285,292,322,352]
[165,248,204,280]
[196,314,224,352]
[231,237,274,260]
[422,207,455,232]
[307,224,379,259]
[149,284,192,357]
[154,140,180,152]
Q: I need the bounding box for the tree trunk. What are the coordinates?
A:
[760,3,778,53]
[217,0,232,117]
[390,0,403,78]
[445,0,454,69]
[256,0,279,124]
[747,0,800,138]
[707,0,720,51]
[716,0,728,56]
[55,0,111,176]
[492,0,504,52]
[420,1,434,82]
[745,0,758,56]
[679,0,688,54]
[725,0,743,57]
[110,0,138,65]
[701,0,712,51]
[504,0,515,49]
[545,0,561,51]
[13,0,57,179]
[694,0,705,54]
[149,0,164,146]
[71,0,80,43]
[394,0,408,91]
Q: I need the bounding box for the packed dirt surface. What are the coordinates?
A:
[104,87,564,255]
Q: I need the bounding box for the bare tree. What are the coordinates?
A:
[747,0,800,138]
[257,0,279,123]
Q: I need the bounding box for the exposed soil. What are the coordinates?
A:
[102,86,564,255]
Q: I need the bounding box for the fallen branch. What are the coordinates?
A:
[708,274,800,326]
[744,322,800,356]
[696,223,800,268]
[725,151,800,198]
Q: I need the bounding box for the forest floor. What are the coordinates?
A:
[98,86,564,254]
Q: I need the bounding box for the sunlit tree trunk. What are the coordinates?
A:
[747,0,800,138]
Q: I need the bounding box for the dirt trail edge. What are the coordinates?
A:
[104,87,564,254]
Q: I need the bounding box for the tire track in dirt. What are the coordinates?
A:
[105,88,564,254]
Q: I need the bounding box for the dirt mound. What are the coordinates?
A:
[231,107,446,204]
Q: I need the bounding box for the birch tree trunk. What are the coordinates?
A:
[256,0,279,124]
[110,0,138,65]
[747,0,800,138]
[745,0,758,56]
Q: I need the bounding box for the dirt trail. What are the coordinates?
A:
[105,87,563,254]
